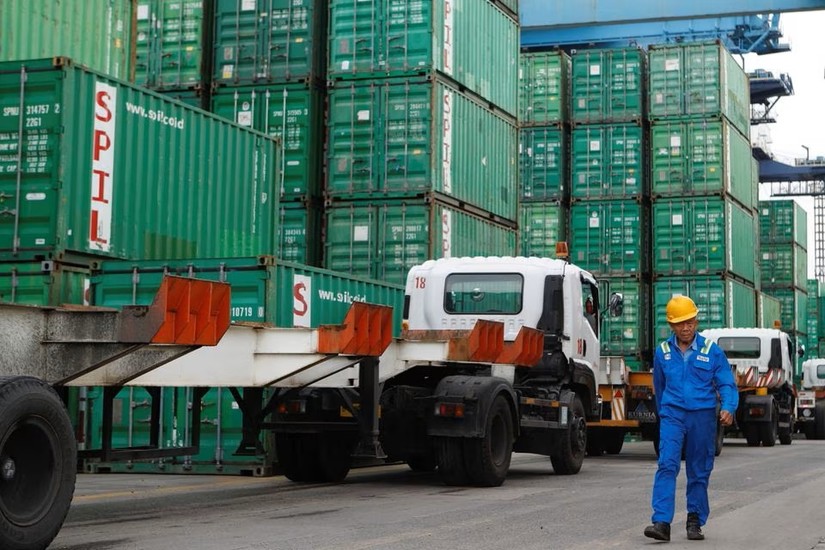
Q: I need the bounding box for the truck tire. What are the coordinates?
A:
[463,394,513,487]
[815,402,825,440]
[802,421,817,440]
[550,395,586,475]
[604,430,625,455]
[0,376,76,550]
[406,454,437,473]
[744,423,761,447]
[586,428,605,457]
[759,413,779,447]
[316,432,355,482]
[435,437,469,486]
[275,433,317,482]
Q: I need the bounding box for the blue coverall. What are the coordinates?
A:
[651,332,738,527]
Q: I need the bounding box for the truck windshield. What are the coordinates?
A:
[716,337,761,359]
[818,365,825,379]
[444,273,523,314]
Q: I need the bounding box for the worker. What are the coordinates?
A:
[644,295,738,542]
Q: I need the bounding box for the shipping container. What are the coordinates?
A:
[569,200,647,276]
[0,260,90,305]
[571,47,645,124]
[0,58,280,262]
[135,0,210,91]
[519,126,567,201]
[760,243,807,290]
[807,279,820,342]
[324,199,518,284]
[328,0,519,116]
[652,196,756,282]
[759,200,808,249]
[648,41,750,136]
[213,0,328,85]
[0,0,133,81]
[762,286,808,335]
[653,276,757,342]
[599,277,651,357]
[650,117,753,208]
[519,50,569,125]
[278,201,321,266]
[212,83,325,199]
[93,255,405,332]
[570,123,645,199]
[757,291,782,329]
[519,201,567,257]
[326,77,518,221]
[493,0,519,21]
[160,88,208,109]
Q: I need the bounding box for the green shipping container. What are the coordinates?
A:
[94,256,405,333]
[0,0,133,81]
[160,89,208,109]
[0,260,90,305]
[520,126,566,201]
[807,280,820,341]
[571,47,645,123]
[135,0,209,91]
[757,291,782,329]
[519,201,567,258]
[212,83,324,199]
[760,243,807,290]
[569,200,646,276]
[324,199,518,285]
[494,0,518,20]
[0,58,279,262]
[763,286,808,335]
[650,117,753,209]
[653,276,757,342]
[599,278,651,357]
[213,0,327,84]
[648,41,750,136]
[327,77,518,221]
[652,196,756,283]
[278,201,321,266]
[570,123,644,199]
[328,0,519,116]
[519,50,569,124]
[759,200,808,249]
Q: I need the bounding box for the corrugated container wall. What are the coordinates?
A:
[135,0,210,91]
[212,83,325,200]
[0,58,280,262]
[324,199,518,284]
[571,48,645,123]
[760,243,807,290]
[570,123,645,199]
[278,202,322,266]
[519,126,567,201]
[569,200,647,276]
[328,0,518,116]
[759,200,808,249]
[0,0,133,81]
[807,279,820,343]
[654,276,757,341]
[213,0,328,85]
[757,291,782,329]
[650,117,753,208]
[326,77,518,221]
[519,202,567,257]
[763,287,808,335]
[0,261,90,306]
[648,41,750,137]
[652,196,756,283]
[93,256,406,333]
[518,51,569,125]
[600,278,651,357]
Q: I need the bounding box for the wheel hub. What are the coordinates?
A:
[0,456,14,482]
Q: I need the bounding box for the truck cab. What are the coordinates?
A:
[798,358,825,439]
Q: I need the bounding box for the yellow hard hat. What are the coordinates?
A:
[666,295,698,323]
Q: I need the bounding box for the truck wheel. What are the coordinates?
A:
[586,428,604,457]
[604,430,625,455]
[406,454,437,473]
[316,432,355,482]
[778,423,793,445]
[759,413,779,447]
[435,437,469,486]
[744,423,761,447]
[815,402,825,440]
[275,433,317,482]
[550,395,586,475]
[464,394,513,487]
[802,422,817,440]
[0,376,76,550]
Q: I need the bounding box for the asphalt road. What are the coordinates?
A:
[51,438,825,550]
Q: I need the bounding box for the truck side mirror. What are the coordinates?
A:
[798,345,805,358]
[608,292,624,317]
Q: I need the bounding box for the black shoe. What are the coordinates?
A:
[644,522,671,541]
[686,512,704,540]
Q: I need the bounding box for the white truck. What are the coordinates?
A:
[701,328,801,447]
[797,357,825,439]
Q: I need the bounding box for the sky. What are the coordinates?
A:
[742,10,825,276]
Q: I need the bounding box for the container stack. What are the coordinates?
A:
[517,51,569,258]
[805,278,822,367]
[566,47,649,369]
[759,200,809,348]
[322,0,520,284]
[647,41,758,343]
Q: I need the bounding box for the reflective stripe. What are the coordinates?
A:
[700,340,712,355]
[661,341,671,353]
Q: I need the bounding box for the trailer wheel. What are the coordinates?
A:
[275,433,316,482]
[585,427,604,456]
[550,395,586,475]
[464,394,513,487]
[406,454,437,473]
[802,421,817,440]
[435,437,469,486]
[603,430,625,455]
[815,402,825,440]
[743,423,761,447]
[316,433,355,482]
[0,376,76,550]
[759,412,779,447]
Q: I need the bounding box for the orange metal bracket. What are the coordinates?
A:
[496,326,544,366]
[446,320,503,362]
[150,276,231,345]
[317,302,393,356]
